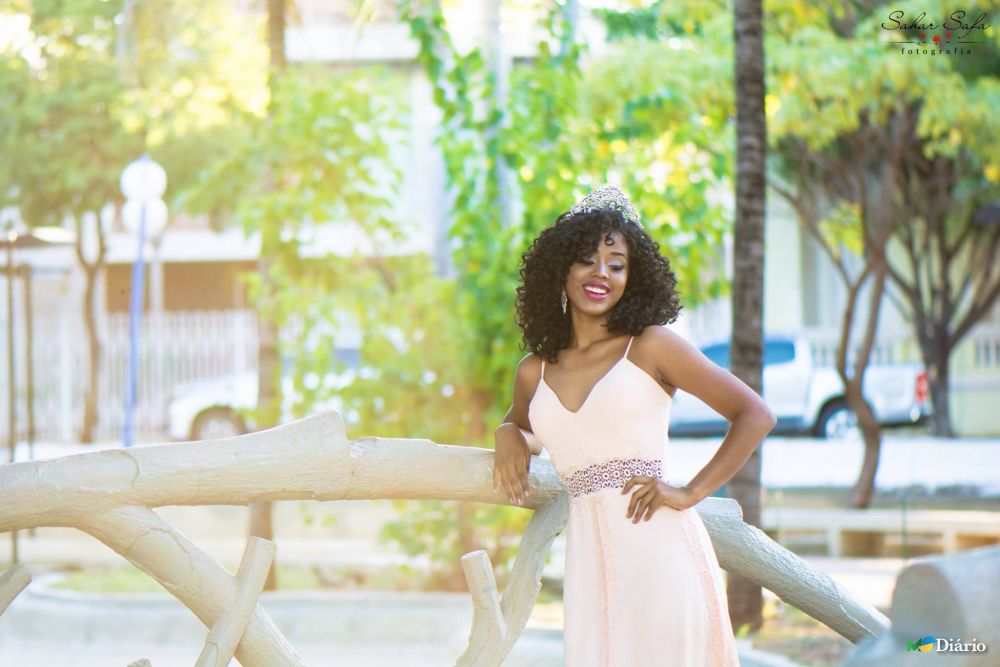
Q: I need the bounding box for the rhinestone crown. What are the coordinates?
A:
[566,184,641,226]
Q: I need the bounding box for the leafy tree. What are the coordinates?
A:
[876,10,1000,437]
[0,0,267,441]
[606,0,1000,504]
[766,1,1000,502]
[886,144,1000,437]
[0,0,142,442]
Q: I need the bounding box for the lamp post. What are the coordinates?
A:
[120,155,168,447]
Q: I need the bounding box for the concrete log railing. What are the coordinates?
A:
[0,411,888,665]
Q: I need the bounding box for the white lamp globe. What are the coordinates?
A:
[122,199,169,237]
[120,155,167,201]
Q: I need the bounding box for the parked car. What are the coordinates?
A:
[167,347,361,441]
[668,335,931,439]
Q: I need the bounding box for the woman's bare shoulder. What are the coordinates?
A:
[514,352,544,386]
[633,324,691,352]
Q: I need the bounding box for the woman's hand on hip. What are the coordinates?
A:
[622,477,699,523]
[493,426,532,505]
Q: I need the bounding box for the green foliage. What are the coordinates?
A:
[401,0,735,426]
[765,2,1000,167]
[818,201,862,260]
[1,0,268,225]
[332,258,469,441]
[371,0,735,590]
[761,1,1000,271]
[0,2,140,224]
[596,0,727,41]
[183,64,407,429]
[379,499,530,591]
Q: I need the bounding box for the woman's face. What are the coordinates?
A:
[564,229,629,318]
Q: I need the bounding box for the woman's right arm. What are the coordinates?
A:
[493,354,542,505]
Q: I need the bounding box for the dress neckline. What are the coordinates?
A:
[541,336,634,415]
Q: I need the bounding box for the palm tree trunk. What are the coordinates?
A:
[728,0,767,634]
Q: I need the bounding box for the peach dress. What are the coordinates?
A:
[528,336,740,666]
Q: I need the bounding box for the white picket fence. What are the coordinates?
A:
[3,310,258,444]
[803,324,1000,372]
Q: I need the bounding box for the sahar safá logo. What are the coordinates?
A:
[905,635,989,653]
[881,9,992,56]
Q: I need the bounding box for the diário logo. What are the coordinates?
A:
[906,636,936,652]
[905,636,988,653]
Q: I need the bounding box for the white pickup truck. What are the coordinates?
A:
[669,335,931,439]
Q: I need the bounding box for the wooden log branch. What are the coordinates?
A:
[698,496,890,643]
[0,563,31,616]
[77,505,303,667]
[457,493,570,666]
[195,537,277,667]
[459,550,506,662]
[0,412,564,531]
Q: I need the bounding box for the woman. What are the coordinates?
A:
[493,185,776,666]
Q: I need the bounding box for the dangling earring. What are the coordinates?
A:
[560,288,568,315]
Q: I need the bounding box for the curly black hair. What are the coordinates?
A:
[515,208,682,362]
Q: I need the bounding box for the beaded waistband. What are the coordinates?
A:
[562,457,663,498]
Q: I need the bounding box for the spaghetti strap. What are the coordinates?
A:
[624,335,635,357]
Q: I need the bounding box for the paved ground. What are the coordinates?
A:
[0,636,564,667]
[0,637,800,667]
[0,582,801,667]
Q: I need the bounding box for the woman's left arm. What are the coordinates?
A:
[623,326,776,522]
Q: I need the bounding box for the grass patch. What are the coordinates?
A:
[52,563,442,594]
[55,567,165,594]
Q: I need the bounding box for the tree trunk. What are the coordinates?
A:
[924,331,955,437]
[80,265,101,443]
[248,0,288,592]
[728,0,767,634]
[846,268,887,508]
[846,377,882,508]
[74,214,107,445]
[250,262,280,592]
[725,450,763,628]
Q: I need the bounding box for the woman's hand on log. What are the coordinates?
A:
[493,425,532,505]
